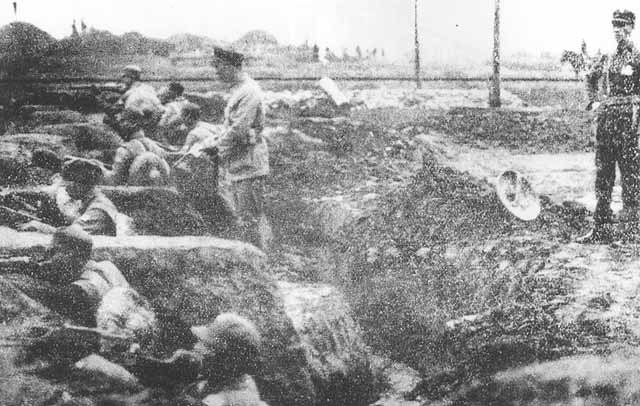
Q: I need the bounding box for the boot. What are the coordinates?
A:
[576,223,615,244]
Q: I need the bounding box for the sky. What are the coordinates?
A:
[2,0,640,63]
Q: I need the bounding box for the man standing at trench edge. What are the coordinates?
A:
[195,47,272,251]
[578,9,640,243]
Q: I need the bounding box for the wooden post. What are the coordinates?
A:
[489,0,501,107]
[414,0,422,89]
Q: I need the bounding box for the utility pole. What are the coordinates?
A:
[489,0,501,107]
[12,2,17,20]
[414,0,422,89]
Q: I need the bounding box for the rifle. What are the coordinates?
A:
[0,204,42,222]
[0,255,39,277]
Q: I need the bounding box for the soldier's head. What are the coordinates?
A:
[119,109,146,141]
[212,47,244,84]
[191,313,262,381]
[180,102,201,130]
[612,10,635,45]
[120,65,142,90]
[159,81,185,104]
[61,158,104,200]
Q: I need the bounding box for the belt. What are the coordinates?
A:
[600,96,640,134]
[601,95,640,107]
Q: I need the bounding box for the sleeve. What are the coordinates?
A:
[585,55,606,103]
[74,207,116,236]
[106,146,134,186]
[217,91,262,158]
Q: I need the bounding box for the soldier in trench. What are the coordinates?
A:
[124,312,269,406]
[18,158,132,236]
[190,47,272,252]
[5,225,155,342]
[578,9,640,243]
[104,65,165,143]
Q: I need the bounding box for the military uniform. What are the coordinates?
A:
[582,10,640,242]
[108,132,170,186]
[199,48,271,250]
[52,159,132,236]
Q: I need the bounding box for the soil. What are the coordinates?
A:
[2,83,638,405]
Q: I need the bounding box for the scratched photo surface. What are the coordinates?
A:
[1,1,640,405]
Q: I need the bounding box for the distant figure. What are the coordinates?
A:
[577,9,640,243]
[71,19,79,38]
[81,19,87,35]
[560,50,586,78]
[356,45,362,60]
[312,44,319,62]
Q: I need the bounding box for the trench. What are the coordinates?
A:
[4,82,637,405]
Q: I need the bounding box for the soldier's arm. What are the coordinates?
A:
[585,55,606,107]
[217,92,262,158]
[104,147,133,186]
[130,349,202,387]
[74,208,116,236]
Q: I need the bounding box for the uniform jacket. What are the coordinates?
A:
[586,41,640,102]
[110,135,167,185]
[216,73,269,183]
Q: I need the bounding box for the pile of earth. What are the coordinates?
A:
[419,106,594,154]
[0,22,56,76]
[330,144,595,389]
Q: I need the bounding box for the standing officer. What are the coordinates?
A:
[578,9,640,243]
[195,47,271,251]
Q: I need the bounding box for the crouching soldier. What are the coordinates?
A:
[6,225,157,370]
[104,65,165,142]
[18,158,133,236]
[130,313,269,406]
[8,226,152,332]
[104,109,171,187]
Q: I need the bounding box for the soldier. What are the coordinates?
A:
[194,47,272,251]
[157,81,192,145]
[105,65,165,142]
[18,158,131,236]
[130,313,268,406]
[578,9,640,243]
[104,109,171,187]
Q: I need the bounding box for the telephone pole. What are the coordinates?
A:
[414,0,422,89]
[489,0,501,107]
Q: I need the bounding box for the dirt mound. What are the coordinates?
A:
[334,146,591,379]
[344,149,588,252]
[0,22,55,59]
[421,107,594,153]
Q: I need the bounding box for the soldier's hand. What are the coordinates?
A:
[586,101,601,112]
